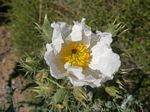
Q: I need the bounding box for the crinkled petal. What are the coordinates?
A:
[82,68,102,87]
[70,22,82,41]
[58,22,72,39]
[88,33,100,49]
[83,75,102,87]
[81,19,92,46]
[51,22,71,54]
[69,19,92,47]
[44,43,68,79]
[93,79,102,87]
[64,63,85,80]
[89,32,121,79]
[69,75,102,88]
[67,66,103,87]
[44,43,53,66]
[68,77,89,87]
[96,31,112,46]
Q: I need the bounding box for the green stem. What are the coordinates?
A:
[47,78,64,88]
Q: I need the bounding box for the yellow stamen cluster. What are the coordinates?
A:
[59,42,91,68]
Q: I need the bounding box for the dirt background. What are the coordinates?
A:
[0,27,37,112]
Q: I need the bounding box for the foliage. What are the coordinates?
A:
[7,0,50,56]
[6,0,150,112]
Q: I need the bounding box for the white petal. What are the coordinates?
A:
[44,43,53,65]
[96,31,112,46]
[69,18,92,44]
[51,22,64,53]
[58,22,72,39]
[68,77,88,87]
[88,33,100,49]
[93,79,102,87]
[82,68,102,87]
[44,44,67,79]
[81,18,92,37]
[70,22,82,41]
[89,33,121,79]
[81,22,92,47]
[99,51,121,79]
[68,75,101,88]
[67,66,103,88]
[64,63,85,80]
[51,22,71,54]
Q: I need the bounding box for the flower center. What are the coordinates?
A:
[71,49,77,54]
[60,42,91,68]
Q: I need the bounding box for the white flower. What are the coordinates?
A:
[44,19,121,88]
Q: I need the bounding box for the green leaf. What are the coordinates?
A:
[52,88,66,104]
[33,81,54,97]
[73,87,87,106]
[41,14,52,42]
[105,86,119,97]
[106,17,127,37]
